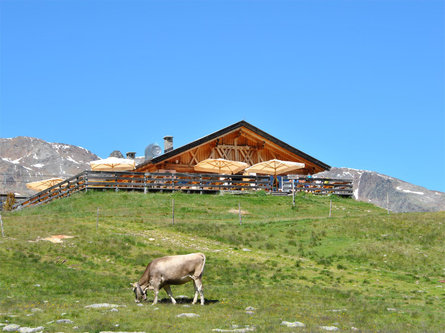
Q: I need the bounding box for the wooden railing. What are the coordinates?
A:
[282,176,354,196]
[13,171,270,210]
[12,171,353,210]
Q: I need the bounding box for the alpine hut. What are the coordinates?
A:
[135,121,330,175]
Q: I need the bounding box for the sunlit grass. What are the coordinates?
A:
[1,191,444,332]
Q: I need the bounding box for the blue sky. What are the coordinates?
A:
[1,0,444,192]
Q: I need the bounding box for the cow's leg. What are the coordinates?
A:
[164,285,176,304]
[152,287,159,305]
[195,278,204,305]
[192,281,199,305]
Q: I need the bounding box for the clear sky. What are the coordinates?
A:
[1,0,444,192]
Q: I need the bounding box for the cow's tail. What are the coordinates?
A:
[198,253,206,278]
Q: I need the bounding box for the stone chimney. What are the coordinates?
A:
[163,136,173,153]
[126,152,136,159]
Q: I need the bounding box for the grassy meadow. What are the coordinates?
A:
[0,191,444,332]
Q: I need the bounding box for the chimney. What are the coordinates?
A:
[163,136,173,153]
[126,152,136,159]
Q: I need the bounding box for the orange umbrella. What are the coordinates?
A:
[245,159,305,176]
[26,178,65,192]
[194,159,248,175]
[90,157,135,171]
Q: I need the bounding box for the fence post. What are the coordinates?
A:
[329,200,332,218]
[292,179,295,207]
[0,214,4,237]
[96,208,99,231]
[172,199,175,225]
[239,202,242,225]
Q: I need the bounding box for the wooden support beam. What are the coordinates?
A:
[189,148,199,166]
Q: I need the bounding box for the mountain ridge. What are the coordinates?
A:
[315,167,445,213]
[1,136,444,212]
[0,136,98,196]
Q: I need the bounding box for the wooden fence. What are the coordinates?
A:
[12,171,353,210]
[282,176,354,196]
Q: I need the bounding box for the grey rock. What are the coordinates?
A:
[176,313,200,318]
[55,319,74,324]
[2,324,20,332]
[18,327,44,333]
[109,150,124,158]
[212,326,255,332]
[84,303,121,309]
[319,326,339,331]
[281,321,305,328]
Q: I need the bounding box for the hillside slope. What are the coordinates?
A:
[315,167,445,213]
[0,137,98,196]
[1,192,444,332]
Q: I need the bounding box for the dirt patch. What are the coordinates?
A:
[228,209,249,215]
[44,235,74,243]
[30,235,75,244]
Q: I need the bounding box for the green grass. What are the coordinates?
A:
[1,191,444,332]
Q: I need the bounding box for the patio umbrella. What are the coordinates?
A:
[26,178,65,192]
[90,157,135,171]
[245,159,305,176]
[194,158,249,175]
[245,159,305,191]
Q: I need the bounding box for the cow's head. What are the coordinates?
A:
[132,282,147,302]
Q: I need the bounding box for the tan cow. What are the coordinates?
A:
[132,253,206,305]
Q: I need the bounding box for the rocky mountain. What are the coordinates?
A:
[1,137,444,213]
[315,167,445,213]
[0,137,99,196]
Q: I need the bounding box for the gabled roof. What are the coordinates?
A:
[136,120,330,171]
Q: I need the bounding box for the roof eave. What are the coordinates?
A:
[135,120,330,171]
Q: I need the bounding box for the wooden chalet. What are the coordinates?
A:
[14,122,356,210]
[135,121,330,175]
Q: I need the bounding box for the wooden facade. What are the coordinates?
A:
[136,121,330,175]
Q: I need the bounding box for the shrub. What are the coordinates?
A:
[337,263,347,270]
[2,193,15,211]
[265,242,276,250]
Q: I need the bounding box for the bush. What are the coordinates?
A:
[2,193,15,211]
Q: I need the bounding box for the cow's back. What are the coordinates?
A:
[151,253,205,285]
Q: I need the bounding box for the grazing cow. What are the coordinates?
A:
[133,253,206,305]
